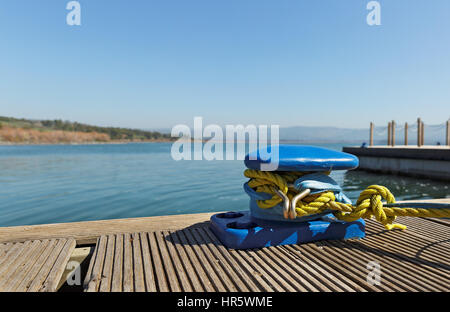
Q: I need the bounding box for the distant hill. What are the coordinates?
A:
[2,116,446,145]
[0,116,173,144]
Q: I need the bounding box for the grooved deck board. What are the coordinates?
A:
[0,238,76,292]
[83,217,449,292]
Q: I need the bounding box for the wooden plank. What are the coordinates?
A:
[155,230,181,292]
[83,237,99,290]
[232,248,283,292]
[181,229,227,292]
[192,229,249,292]
[39,238,76,292]
[359,232,450,281]
[131,233,145,292]
[84,236,107,292]
[202,228,268,292]
[14,240,58,292]
[0,243,12,259]
[1,239,77,292]
[328,240,445,292]
[21,239,76,292]
[424,217,450,227]
[275,245,340,292]
[290,243,375,292]
[147,232,169,292]
[364,220,450,269]
[0,212,216,244]
[99,235,115,292]
[170,230,210,292]
[196,228,254,292]
[122,233,133,292]
[174,230,217,292]
[0,241,31,277]
[7,240,50,291]
[188,228,238,292]
[111,234,124,292]
[359,239,449,289]
[246,247,303,291]
[0,241,42,291]
[360,223,450,287]
[139,232,157,292]
[261,247,320,291]
[240,248,297,291]
[397,218,450,243]
[0,243,22,272]
[162,230,193,292]
[360,236,450,287]
[312,241,414,292]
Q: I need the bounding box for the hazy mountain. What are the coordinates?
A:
[279,126,369,143]
[279,124,448,144]
[148,123,448,145]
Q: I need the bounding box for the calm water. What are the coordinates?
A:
[0,143,448,227]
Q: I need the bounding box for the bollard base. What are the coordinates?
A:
[210,211,365,249]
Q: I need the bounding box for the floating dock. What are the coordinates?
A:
[343,146,450,181]
[0,198,449,292]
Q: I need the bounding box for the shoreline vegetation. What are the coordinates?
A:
[0,116,175,145]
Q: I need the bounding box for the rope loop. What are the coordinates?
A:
[245,170,450,230]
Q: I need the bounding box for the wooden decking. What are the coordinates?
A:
[1,198,448,246]
[83,217,449,292]
[0,238,76,292]
[0,198,449,292]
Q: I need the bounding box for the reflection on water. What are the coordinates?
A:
[342,170,449,201]
[0,143,448,227]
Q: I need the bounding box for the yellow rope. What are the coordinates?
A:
[244,169,450,230]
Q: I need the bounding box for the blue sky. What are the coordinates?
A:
[0,0,449,129]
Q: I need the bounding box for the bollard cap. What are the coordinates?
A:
[244,145,359,172]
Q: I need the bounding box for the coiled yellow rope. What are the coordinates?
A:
[244,169,450,230]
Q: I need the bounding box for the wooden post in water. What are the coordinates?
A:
[404,122,408,146]
[417,118,422,147]
[387,122,391,146]
[391,120,395,147]
[369,122,374,147]
[446,120,450,146]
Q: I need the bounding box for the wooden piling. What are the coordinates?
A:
[388,122,391,146]
[404,122,408,146]
[421,121,425,146]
